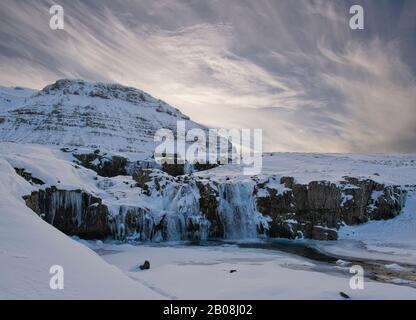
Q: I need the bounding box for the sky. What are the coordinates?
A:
[0,0,415,153]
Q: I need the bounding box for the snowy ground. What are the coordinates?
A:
[0,157,163,299]
[1,142,415,299]
[82,241,416,300]
[314,190,416,265]
[197,152,416,185]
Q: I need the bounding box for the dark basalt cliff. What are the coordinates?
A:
[255,176,405,240]
[23,187,110,239]
[21,166,407,241]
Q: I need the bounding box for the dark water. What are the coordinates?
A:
[237,240,338,263]
[182,239,416,288]
[182,238,337,262]
[94,238,416,289]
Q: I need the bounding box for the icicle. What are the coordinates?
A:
[217,182,266,239]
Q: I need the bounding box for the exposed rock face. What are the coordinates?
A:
[21,169,407,241]
[73,150,128,177]
[341,177,405,222]
[14,168,45,185]
[23,187,110,239]
[255,176,406,240]
[196,181,223,238]
[159,154,220,177]
[73,149,220,179]
[161,162,185,177]
[132,169,153,195]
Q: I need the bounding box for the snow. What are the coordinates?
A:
[0,86,36,111]
[315,190,416,265]
[196,152,416,186]
[256,176,291,198]
[0,79,204,154]
[385,264,407,272]
[0,158,163,299]
[0,143,99,191]
[1,142,416,298]
[1,77,416,299]
[87,242,416,300]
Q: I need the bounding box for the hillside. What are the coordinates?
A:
[0,79,203,155]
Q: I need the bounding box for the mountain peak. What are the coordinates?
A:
[39,79,175,110]
[0,79,199,153]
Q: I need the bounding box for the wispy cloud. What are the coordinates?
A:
[0,0,415,152]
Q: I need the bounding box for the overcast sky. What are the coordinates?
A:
[0,0,415,153]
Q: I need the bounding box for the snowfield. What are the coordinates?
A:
[315,191,416,265]
[0,142,415,299]
[0,157,163,299]
[83,242,416,300]
[196,152,416,186]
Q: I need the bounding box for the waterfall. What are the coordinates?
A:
[217,182,266,239]
[24,180,269,241]
[159,182,210,241]
[110,206,156,241]
[162,213,186,241]
[106,180,268,241]
[50,190,83,227]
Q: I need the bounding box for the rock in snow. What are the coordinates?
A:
[140,260,151,270]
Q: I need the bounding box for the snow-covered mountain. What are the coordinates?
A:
[0,79,204,154]
[0,79,414,243]
[1,79,416,299]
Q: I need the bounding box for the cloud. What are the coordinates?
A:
[304,0,345,22]
[0,0,415,153]
[319,39,416,152]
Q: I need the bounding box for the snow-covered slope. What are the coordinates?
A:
[0,79,203,154]
[0,157,163,299]
[0,86,36,111]
[196,152,416,186]
[314,190,416,265]
[1,143,415,298]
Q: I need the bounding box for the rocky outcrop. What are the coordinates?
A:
[161,162,186,177]
[196,180,223,238]
[21,168,407,242]
[130,170,406,241]
[132,168,153,195]
[73,149,220,179]
[23,187,110,239]
[73,150,128,177]
[160,154,220,177]
[255,176,406,240]
[14,168,45,185]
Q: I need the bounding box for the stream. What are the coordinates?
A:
[93,238,416,290]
